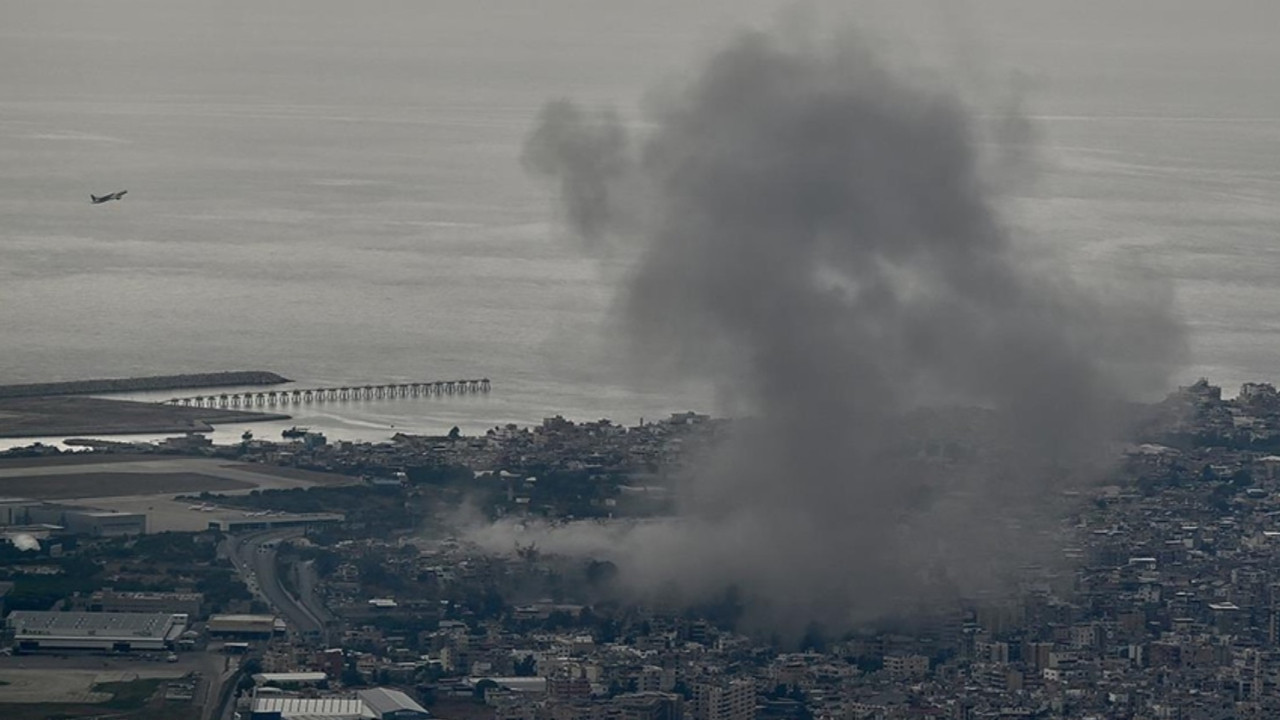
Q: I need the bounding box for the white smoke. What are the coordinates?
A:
[7,533,40,552]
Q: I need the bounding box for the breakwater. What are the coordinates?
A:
[0,371,291,399]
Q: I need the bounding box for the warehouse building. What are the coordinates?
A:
[7,611,187,652]
[247,688,429,720]
[62,509,145,536]
[253,672,329,688]
[207,614,285,638]
[3,500,144,537]
[89,589,204,616]
[357,687,431,720]
[205,512,344,532]
[0,497,39,525]
[249,696,374,719]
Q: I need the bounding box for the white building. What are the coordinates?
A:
[692,680,755,720]
[250,696,374,719]
[248,688,430,720]
[253,672,329,687]
[8,611,186,652]
[207,614,284,637]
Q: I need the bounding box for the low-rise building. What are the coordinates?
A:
[357,687,431,720]
[90,589,203,616]
[207,614,284,638]
[249,696,373,720]
[7,611,186,652]
[246,688,429,720]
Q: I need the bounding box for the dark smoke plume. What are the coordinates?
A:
[510,28,1184,637]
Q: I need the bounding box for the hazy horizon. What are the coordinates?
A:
[4,0,1280,439]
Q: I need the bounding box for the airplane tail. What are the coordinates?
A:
[90,195,99,203]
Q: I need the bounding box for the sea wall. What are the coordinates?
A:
[0,371,291,399]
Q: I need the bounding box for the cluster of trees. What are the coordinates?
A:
[1,556,100,612]
[210,485,417,531]
[195,568,253,614]
[97,532,218,565]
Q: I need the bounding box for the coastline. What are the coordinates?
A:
[0,396,289,439]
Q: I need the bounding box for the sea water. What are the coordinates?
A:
[2,1,1278,445]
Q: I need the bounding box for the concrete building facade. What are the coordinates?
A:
[7,611,186,652]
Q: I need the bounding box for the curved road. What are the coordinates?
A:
[223,529,329,643]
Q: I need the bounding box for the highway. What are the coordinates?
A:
[223,529,329,644]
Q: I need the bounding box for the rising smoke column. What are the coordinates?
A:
[521,28,1184,636]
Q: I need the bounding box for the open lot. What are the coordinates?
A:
[0,396,287,438]
[0,669,172,704]
[0,456,350,498]
[0,650,215,676]
[0,650,234,720]
[0,472,251,500]
[0,456,354,530]
[0,453,161,469]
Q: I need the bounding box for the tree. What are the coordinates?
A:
[341,659,364,688]
[473,678,499,702]
[514,655,537,677]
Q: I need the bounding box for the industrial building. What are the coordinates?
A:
[0,498,143,536]
[89,589,204,616]
[252,672,329,687]
[246,688,429,720]
[207,613,285,638]
[204,512,344,532]
[0,497,37,525]
[249,696,374,720]
[356,688,431,720]
[7,611,187,652]
[61,509,145,536]
[467,676,548,694]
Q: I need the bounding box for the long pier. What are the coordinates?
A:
[165,379,490,409]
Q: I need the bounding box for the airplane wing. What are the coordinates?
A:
[90,190,126,203]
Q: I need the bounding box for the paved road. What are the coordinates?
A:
[224,529,328,643]
[296,558,336,628]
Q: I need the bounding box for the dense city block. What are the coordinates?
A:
[8,381,1280,719]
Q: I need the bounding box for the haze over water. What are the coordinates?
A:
[3,0,1279,442]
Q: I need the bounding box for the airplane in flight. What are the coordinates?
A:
[90,190,127,204]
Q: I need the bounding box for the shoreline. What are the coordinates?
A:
[0,396,289,439]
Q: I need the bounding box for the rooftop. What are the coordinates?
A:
[254,672,330,685]
[7,611,181,638]
[97,589,203,601]
[357,687,430,717]
[251,696,375,719]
